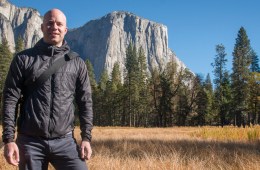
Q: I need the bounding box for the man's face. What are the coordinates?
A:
[41,9,67,47]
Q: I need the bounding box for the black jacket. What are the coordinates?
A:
[2,39,93,143]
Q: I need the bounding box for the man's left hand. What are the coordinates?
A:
[80,140,92,160]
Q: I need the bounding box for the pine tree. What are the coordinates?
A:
[160,61,185,126]
[159,70,173,127]
[231,27,251,127]
[99,69,109,93]
[136,47,150,126]
[212,44,230,126]
[0,39,13,116]
[176,86,189,126]
[195,75,208,126]
[85,59,97,90]
[94,69,109,126]
[111,62,122,91]
[250,49,260,73]
[149,66,162,126]
[212,44,227,87]
[125,43,139,126]
[15,36,25,55]
[221,72,232,124]
[204,73,214,125]
[176,69,198,126]
[108,62,123,126]
[248,72,260,124]
[247,49,260,124]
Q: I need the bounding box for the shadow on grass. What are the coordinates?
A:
[92,138,260,161]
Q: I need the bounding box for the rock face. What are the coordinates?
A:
[0,1,187,80]
[66,11,187,80]
[0,0,42,52]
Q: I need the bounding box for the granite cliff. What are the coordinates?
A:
[0,0,42,52]
[66,11,187,80]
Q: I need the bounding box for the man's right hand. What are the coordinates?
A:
[4,142,19,166]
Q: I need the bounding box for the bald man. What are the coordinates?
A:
[2,9,93,170]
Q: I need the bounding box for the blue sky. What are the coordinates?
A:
[9,0,260,80]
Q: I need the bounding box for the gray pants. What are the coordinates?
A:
[16,133,88,170]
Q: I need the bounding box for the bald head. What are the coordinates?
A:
[41,9,68,47]
[43,9,67,26]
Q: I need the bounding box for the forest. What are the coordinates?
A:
[0,27,259,128]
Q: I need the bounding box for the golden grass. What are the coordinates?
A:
[1,126,260,170]
[192,125,260,142]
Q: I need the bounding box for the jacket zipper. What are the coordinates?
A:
[48,50,55,138]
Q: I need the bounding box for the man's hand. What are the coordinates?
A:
[80,140,92,160]
[4,142,19,166]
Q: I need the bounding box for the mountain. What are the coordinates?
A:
[0,0,42,52]
[66,11,187,80]
[0,0,187,80]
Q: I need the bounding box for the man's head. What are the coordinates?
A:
[41,9,67,47]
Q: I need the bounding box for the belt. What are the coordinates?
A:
[18,131,73,140]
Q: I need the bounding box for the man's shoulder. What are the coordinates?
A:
[66,50,80,60]
[67,51,86,64]
[17,47,37,57]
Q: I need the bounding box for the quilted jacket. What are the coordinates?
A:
[2,39,93,143]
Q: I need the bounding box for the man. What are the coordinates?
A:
[2,8,93,170]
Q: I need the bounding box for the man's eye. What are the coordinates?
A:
[48,22,54,25]
[57,23,63,26]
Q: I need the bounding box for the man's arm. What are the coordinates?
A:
[75,58,93,159]
[2,55,24,143]
[2,55,24,165]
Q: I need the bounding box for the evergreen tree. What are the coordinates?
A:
[176,86,189,126]
[15,36,25,55]
[136,47,150,126]
[248,49,260,124]
[99,69,109,93]
[248,72,260,124]
[108,62,123,126]
[149,66,162,126]
[161,62,185,126]
[159,70,173,127]
[212,44,227,86]
[95,69,109,126]
[204,73,214,124]
[231,27,251,127]
[221,72,232,124]
[85,59,101,125]
[0,39,13,117]
[250,49,260,73]
[204,74,213,94]
[111,62,122,91]
[195,75,208,126]
[85,59,97,90]
[125,43,139,126]
[212,44,230,126]
[176,69,198,126]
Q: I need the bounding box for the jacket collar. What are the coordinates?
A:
[34,38,70,60]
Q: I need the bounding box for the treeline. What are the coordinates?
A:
[89,26,260,127]
[0,27,259,127]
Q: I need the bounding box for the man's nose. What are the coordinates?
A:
[53,23,58,29]
[50,23,58,29]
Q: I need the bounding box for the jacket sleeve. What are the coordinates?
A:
[75,58,93,142]
[2,55,24,143]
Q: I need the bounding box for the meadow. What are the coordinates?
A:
[0,126,260,170]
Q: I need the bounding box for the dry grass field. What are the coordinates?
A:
[1,125,260,170]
